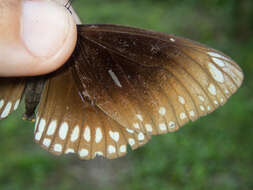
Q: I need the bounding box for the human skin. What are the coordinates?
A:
[0,0,79,77]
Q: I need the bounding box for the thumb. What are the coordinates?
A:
[0,0,77,77]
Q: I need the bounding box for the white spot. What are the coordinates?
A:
[95,152,103,156]
[170,38,176,42]
[138,133,145,141]
[225,89,229,94]
[14,99,20,110]
[109,131,120,142]
[59,122,69,140]
[178,96,185,104]
[168,121,176,129]
[180,112,187,120]
[35,119,46,141]
[65,148,75,154]
[79,149,88,157]
[0,100,4,109]
[208,63,225,83]
[1,102,12,118]
[159,123,167,131]
[71,126,80,142]
[120,145,127,153]
[108,145,116,154]
[54,144,62,152]
[136,114,143,121]
[126,128,134,133]
[128,138,135,146]
[208,84,217,95]
[198,96,205,102]
[84,126,91,142]
[35,133,43,141]
[214,100,219,105]
[159,107,166,115]
[207,106,211,111]
[212,57,226,67]
[145,124,153,132]
[38,119,46,133]
[43,138,51,147]
[208,52,230,62]
[95,128,103,143]
[108,69,122,88]
[133,123,140,129]
[200,105,205,111]
[47,120,57,136]
[220,98,224,103]
[189,111,195,117]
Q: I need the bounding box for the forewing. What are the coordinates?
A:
[0,78,25,120]
[34,66,150,160]
[71,24,243,135]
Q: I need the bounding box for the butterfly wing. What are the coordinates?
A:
[71,24,243,135]
[0,78,25,119]
[34,65,150,160]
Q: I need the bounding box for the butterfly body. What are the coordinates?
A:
[0,24,243,160]
[23,78,45,121]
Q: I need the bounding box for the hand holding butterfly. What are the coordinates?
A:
[0,1,244,160]
[0,0,77,77]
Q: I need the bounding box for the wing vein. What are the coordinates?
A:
[178,49,227,102]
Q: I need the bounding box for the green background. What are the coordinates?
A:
[1,0,253,189]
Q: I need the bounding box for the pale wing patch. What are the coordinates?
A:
[208,63,225,83]
[1,102,12,118]
[71,126,80,142]
[59,122,69,140]
[14,99,20,111]
[95,128,103,143]
[108,69,122,88]
[47,120,57,136]
[83,126,91,142]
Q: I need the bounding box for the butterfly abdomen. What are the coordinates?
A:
[23,78,45,121]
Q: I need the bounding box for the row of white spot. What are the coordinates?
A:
[76,143,127,158]
[134,111,176,133]
[35,119,147,156]
[36,120,123,143]
[0,99,20,119]
[207,52,238,104]
[50,142,128,157]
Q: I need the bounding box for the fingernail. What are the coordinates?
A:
[21,1,71,57]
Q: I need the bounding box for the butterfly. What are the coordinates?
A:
[0,24,244,160]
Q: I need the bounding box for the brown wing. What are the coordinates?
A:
[34,65,150,160]
[0,78,25,120]
[71,24,243,135]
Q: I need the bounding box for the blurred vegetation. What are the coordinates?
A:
[1,0,253,189]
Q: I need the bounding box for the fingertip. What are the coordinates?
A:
[21,0,77,76]
[0,0,77,77]
[28,6,77,76]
